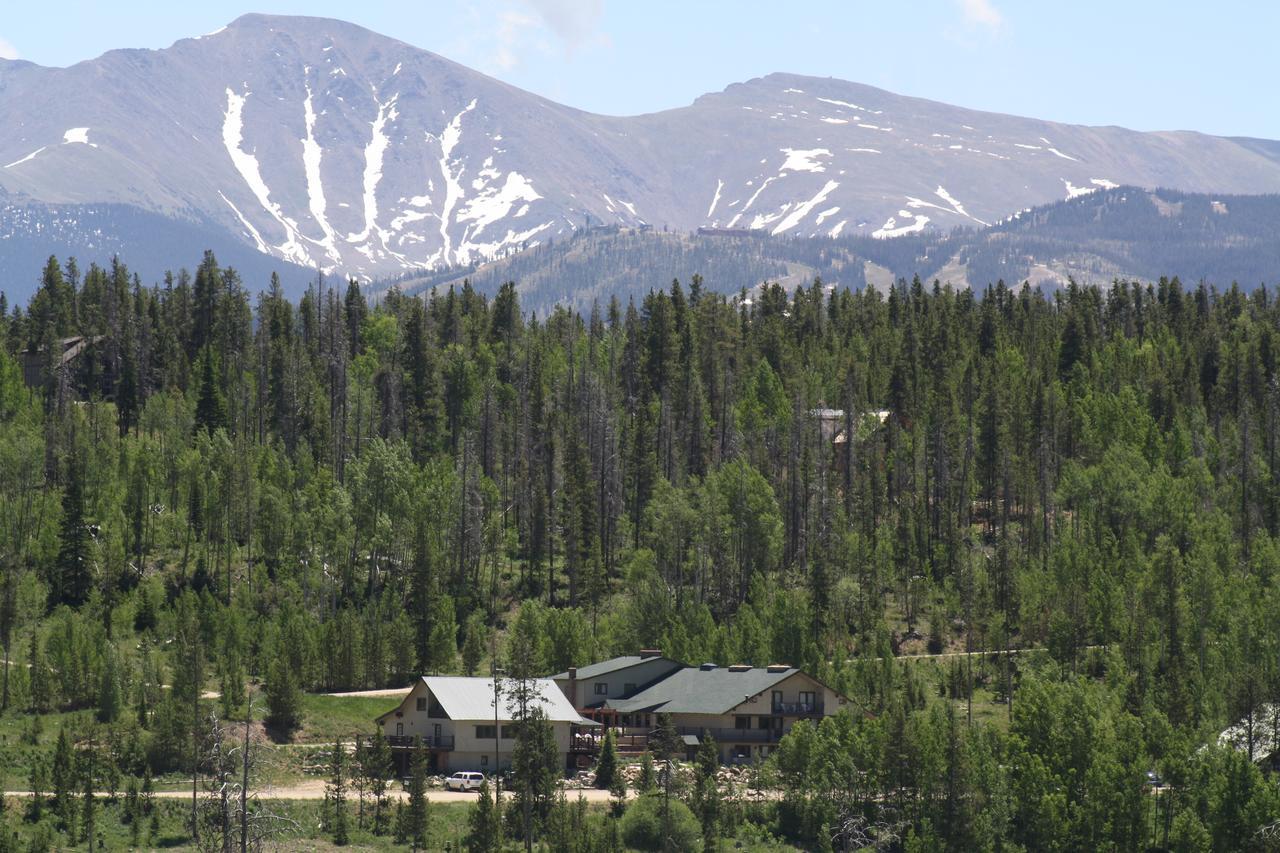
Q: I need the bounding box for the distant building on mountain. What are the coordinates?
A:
[20,335,114,401]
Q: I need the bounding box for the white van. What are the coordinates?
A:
[445,771,485,792]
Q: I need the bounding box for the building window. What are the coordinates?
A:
[799,691,816,710]
[501,725,518,739]
[771,690,783,710]
[758,717,774,730]
[476,725,497,740]
[416,697,427,712]
[481,755,489,766]
[735,716,751,730]
[594,683,608,695]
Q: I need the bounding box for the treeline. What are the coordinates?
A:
[2,251,1280,848]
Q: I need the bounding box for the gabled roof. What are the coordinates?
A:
[377,677,592,725]
[604,666,805,715]
[549,654,683,682]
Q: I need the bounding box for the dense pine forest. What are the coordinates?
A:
[2,251,1280,851]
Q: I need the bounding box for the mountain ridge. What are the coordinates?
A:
[1,13,1279,295]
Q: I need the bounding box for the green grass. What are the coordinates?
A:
[0,797,476,851]
[0,706,156,790]
[297,694,403,744]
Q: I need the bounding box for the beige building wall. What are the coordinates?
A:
[378,680,578,773]
[556,658,683,708]
[657,672,847,763]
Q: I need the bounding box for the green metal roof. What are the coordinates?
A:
[603,666,800,715]
[549,655,682,682]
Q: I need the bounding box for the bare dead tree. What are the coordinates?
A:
[830,813,903,853]
[197,707,299,853]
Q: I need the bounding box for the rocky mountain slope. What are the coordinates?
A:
[389,188,1280,312]
[2,13,1279,300]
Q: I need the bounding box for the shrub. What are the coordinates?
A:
[620,793,702,852]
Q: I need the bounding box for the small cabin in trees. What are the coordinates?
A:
[20,335,114,399]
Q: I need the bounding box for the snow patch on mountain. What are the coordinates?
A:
[773,179,839,234]
[4,146,46,169]
[1062,179,1095,199]
[873,210,929,238]
[434,98,477,265]
[935,186,988,225]
[218,190,269,254]
[348,92,400,261]
[63,128,96,147]
[816,96,881,114]
[707,179,724,218]
[301,81,340,264]
[779,148,830,172]
[457,171,541,239]
[221,87,312,266]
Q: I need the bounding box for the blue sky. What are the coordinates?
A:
[1,1,1275,138]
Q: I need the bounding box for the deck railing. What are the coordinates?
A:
[385,734,456,750]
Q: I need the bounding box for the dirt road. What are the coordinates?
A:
[3,781,619,803]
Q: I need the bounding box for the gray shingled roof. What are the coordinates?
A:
[604,667,800,715]
[549,655,679,682]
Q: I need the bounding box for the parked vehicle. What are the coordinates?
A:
[445,771,486,792]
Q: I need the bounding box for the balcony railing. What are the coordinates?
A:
[675,726,783,744]
[385,734,455,750]
[771,701,823,716]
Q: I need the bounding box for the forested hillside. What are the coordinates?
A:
[2,253,1280,849]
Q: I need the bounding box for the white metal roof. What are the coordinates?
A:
[422,676,590,724]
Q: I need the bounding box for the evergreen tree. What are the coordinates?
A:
[96,645,121,722]
[363,731,393,835]
[461,611,487,677]
[595,727,618,790]
[54,450,92,607]
[28,759,47,823]
[324,737,349,845]
[465,779,501,853]
[406,742,430,851]
[51,727,74,827]
[193,346,228,434]
[692,733,721,850]
[264,658,303,739]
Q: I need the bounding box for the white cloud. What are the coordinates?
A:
[520,0,605,53]
[494,11,538,70]
[956,0,1003,31]
[476,1,607,74]
[0,36,19,61]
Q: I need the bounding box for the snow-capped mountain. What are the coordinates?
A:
[2,13,1280,292]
